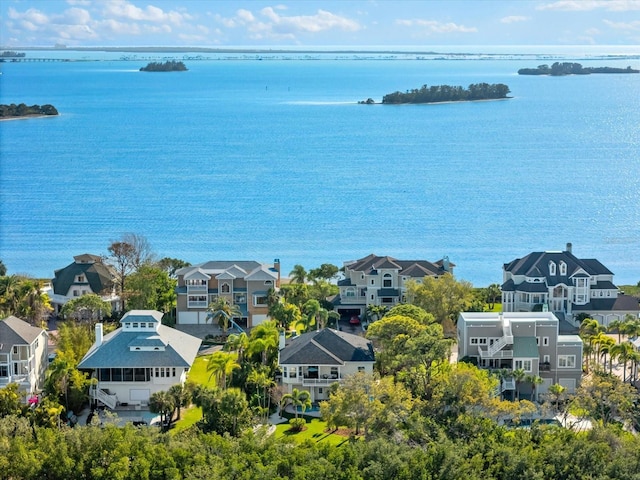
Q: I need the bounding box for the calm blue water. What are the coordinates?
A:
[1,51,639,286]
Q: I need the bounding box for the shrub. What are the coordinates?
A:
[288,418,306,432]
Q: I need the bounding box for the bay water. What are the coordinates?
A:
[1,50,639,286]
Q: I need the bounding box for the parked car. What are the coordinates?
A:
[350,315,361,325]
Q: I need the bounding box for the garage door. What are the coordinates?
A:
[178,312,198,324]
[559,378,576,393]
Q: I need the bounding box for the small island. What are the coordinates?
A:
[0,103,58,119]
[139,60,188,72]
[360,83,511,105]
[518,62,639,76]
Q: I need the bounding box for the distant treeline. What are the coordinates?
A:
[0,103,58,118]
[0,51,26,57]
[518,62,639,76]
[139,60,188,72]
[379,83,511,104]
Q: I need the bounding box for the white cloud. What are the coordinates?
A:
[66,0,91,5]
[537,0,640,11]
[100,0,191,24]
[395,19,477,33]
[603,19,640,30]
[500,15,529,24]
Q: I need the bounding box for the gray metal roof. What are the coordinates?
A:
[51,255,116,296]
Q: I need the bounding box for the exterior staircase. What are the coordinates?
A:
[92,386,118,409]
[479,316,514,359]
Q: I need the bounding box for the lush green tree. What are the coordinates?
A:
[224,332,249,362]
[547,383,567,412]
[124,264,176,313]
[269,301,301,330]
[385,304,435,324]
[60,294,112,323]
[281,387,311,420]
[301,298,321,331]
[149,390,175,430]
[155,257,191,278]
[289,264,307,284]
[307,263,339,282]
[365,304,389,323]
[207,351,240,389]
[247,367,275,422]
[194,387,251,436]
[484,283,502,309]
[512,368,527,401]
[572,371,638,426]
[247,320,280,367]
[167,383,191,421]
[53,321,94,363]
[206,297,242,332]
[611,341,635,382]
[44,353,90,414]
[0,260,6,276]
[0,275,52,324]
[0,383,25,417]
[406,273,474,329]
[107,233,154,311]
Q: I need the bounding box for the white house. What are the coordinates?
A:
[78,310,201,409]
[278,328,375,402]
[0,316,48,396]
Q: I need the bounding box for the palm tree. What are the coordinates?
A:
[512,368,526,401]
[289,265,307,284]
[622,316,640,340]
[547,383,566,412]
[611,341,634,383]
[526,374,544,402]
[628,350,640,384]
[207,351,240,389]
[281,388,311,419]
[592,331,614,370]
[168,384,191,421]
[302,299,320,332]
[247,320,280,365]
[224,332,249,363]
[206,297,242,333]
[149,390,175,431]
[580,318,605,373]
[608,319,625,343]
[485,283,502,310]
[247,367,276,422]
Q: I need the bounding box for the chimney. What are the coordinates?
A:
[279,330,286,350]
[274,258,281,287]
[95,323,103,347]
[566,242,572,253]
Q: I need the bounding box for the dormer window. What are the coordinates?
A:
[559,261,567,276]
[221,283,230,293]
[76,275,85,283]
[549,262,556,276]
[264,280,273,286]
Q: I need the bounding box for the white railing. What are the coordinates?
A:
[95,388,118,409]
[187,285,208,293]
[501,379,516,391]
[187,301,208,309]
[302,378,342,386]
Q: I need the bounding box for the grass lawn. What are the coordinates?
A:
[186,354,217,389]
[170,405,202,435]
[275,418,350,446]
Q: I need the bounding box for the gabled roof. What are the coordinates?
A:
[78,311,201,369]
[0,316,47,353]
[245,265,278,281]
[183,268,211,280]
[573,294,640,312]
[279,328,375,365]
[346,254,449,277]
[52,254,116,296]
[504,250,613,279]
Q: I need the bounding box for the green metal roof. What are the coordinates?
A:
[513,336,539,358]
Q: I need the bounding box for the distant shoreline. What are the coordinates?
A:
[0,114,55,121]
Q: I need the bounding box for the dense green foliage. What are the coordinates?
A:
[0,103,58,117]
[0,275,52,323]
[518,62,639,76]
[381,83,510,104]
[140,60,188,72]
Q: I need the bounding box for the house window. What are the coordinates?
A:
[543,337,549,346]
[471,338,487,345]
[382,297,393,304]
[345,287,355,297]
[234,293,246,304]
[549,262,556,276]
[558,355,576,368]
[559,262,567,276]
[253,295,268,306]
[289,367,296,378]
[370,295,374,300]
[73,290,80,297]
[264,280,272,286]
[13,346,17,355]
[77,275,85,282]
[319,388,323,394]
[370,279,375,285]
[330,367,338,378]
[358,366,365,372]
[514,360,532,372]
[536,337,540,345]
[188,295,208,308]
[221,283,230,293]
[383,274,392,288]
[0,365,8,377]
[133,323,138,328]
[543,355,550,363]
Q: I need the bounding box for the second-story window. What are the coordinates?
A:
[383,273,392,288]
[221,283,230,293]
[549,261,556,275]
[559,261,567,275]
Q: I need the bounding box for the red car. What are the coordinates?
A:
[350,315,361,325]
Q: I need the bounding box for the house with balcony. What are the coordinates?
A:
[501,244,639,327]
[278,328,375,402]
[333,253,454,320]
[457,312,583,399]
[45,254,119,315]
[175,260,280,329]
[77,310,201,409]
[0,316,48,396]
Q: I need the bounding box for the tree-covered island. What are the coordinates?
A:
[0,103,58,118]
[139,60,188,72]
[518,62,639,76]
[360,82,511,104]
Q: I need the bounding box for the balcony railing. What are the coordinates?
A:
[186,285,208,293]
[187,301,208,309]
[301,376,342,386]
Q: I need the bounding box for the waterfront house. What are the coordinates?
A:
[333,253,454,320]
[457,312,583,398]
[278,328,375,402]
[77,310,201,409]
[46,254,119,315]
[175,260,281,329]
[501,244,639,326]
[0,316,48,396]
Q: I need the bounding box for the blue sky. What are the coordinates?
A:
[1,0,640,47]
